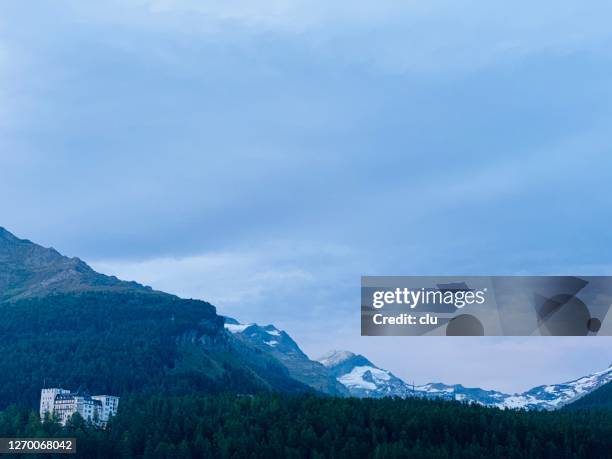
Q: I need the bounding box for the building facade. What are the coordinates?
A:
[40,388,119,427]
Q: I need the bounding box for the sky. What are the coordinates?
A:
[2,0,612,393]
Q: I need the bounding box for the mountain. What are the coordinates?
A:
[498,364,612,410]
[562,367,612,410]
[419,362,612,410]
[224,319,348,396]
[0,227,153,302]
[320,349,612,410]
[0,227,312,409]
[3,226,610,411]
[414,382,507,405]
[318,350,415,398]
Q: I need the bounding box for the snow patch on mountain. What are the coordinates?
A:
[415,383,454,394]
[318,350,356,368]
[492,364,612,410]
[224,323,251,334]
[338,366,392,391]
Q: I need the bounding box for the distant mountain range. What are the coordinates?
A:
[1,226,610,411]
[320,349,612,410]
[226,319,612,410]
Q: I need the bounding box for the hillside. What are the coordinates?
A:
[225,319,349,396]
[0,227,155,302]
[0,227,311,408]
[565,378,612,410]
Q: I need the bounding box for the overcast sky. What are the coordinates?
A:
[2,1,612,393]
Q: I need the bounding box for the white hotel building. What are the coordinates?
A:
[40,388,119,427]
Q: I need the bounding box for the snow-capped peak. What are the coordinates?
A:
[502,363,612,410]
[338,366,392,391]
[322,349,612,410]
[318,350,356,368]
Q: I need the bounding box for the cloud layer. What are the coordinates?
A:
[2,0,612,391]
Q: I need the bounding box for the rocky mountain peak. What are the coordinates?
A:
[0,226,155,302]
[318,350,356,368]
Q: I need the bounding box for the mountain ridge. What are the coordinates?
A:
[0,226,160,302]
[224,318,349,396]
[318,349,612,410]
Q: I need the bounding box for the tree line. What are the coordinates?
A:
[0,394,611,459]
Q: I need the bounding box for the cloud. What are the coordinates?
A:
[90,240,358,324]
[0,44,8,130]
[89,241,367,371]
[46,0,612,75]
[2,0,612,391]
[92,250,312,310]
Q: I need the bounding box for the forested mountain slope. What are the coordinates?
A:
[0,227,311,408]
